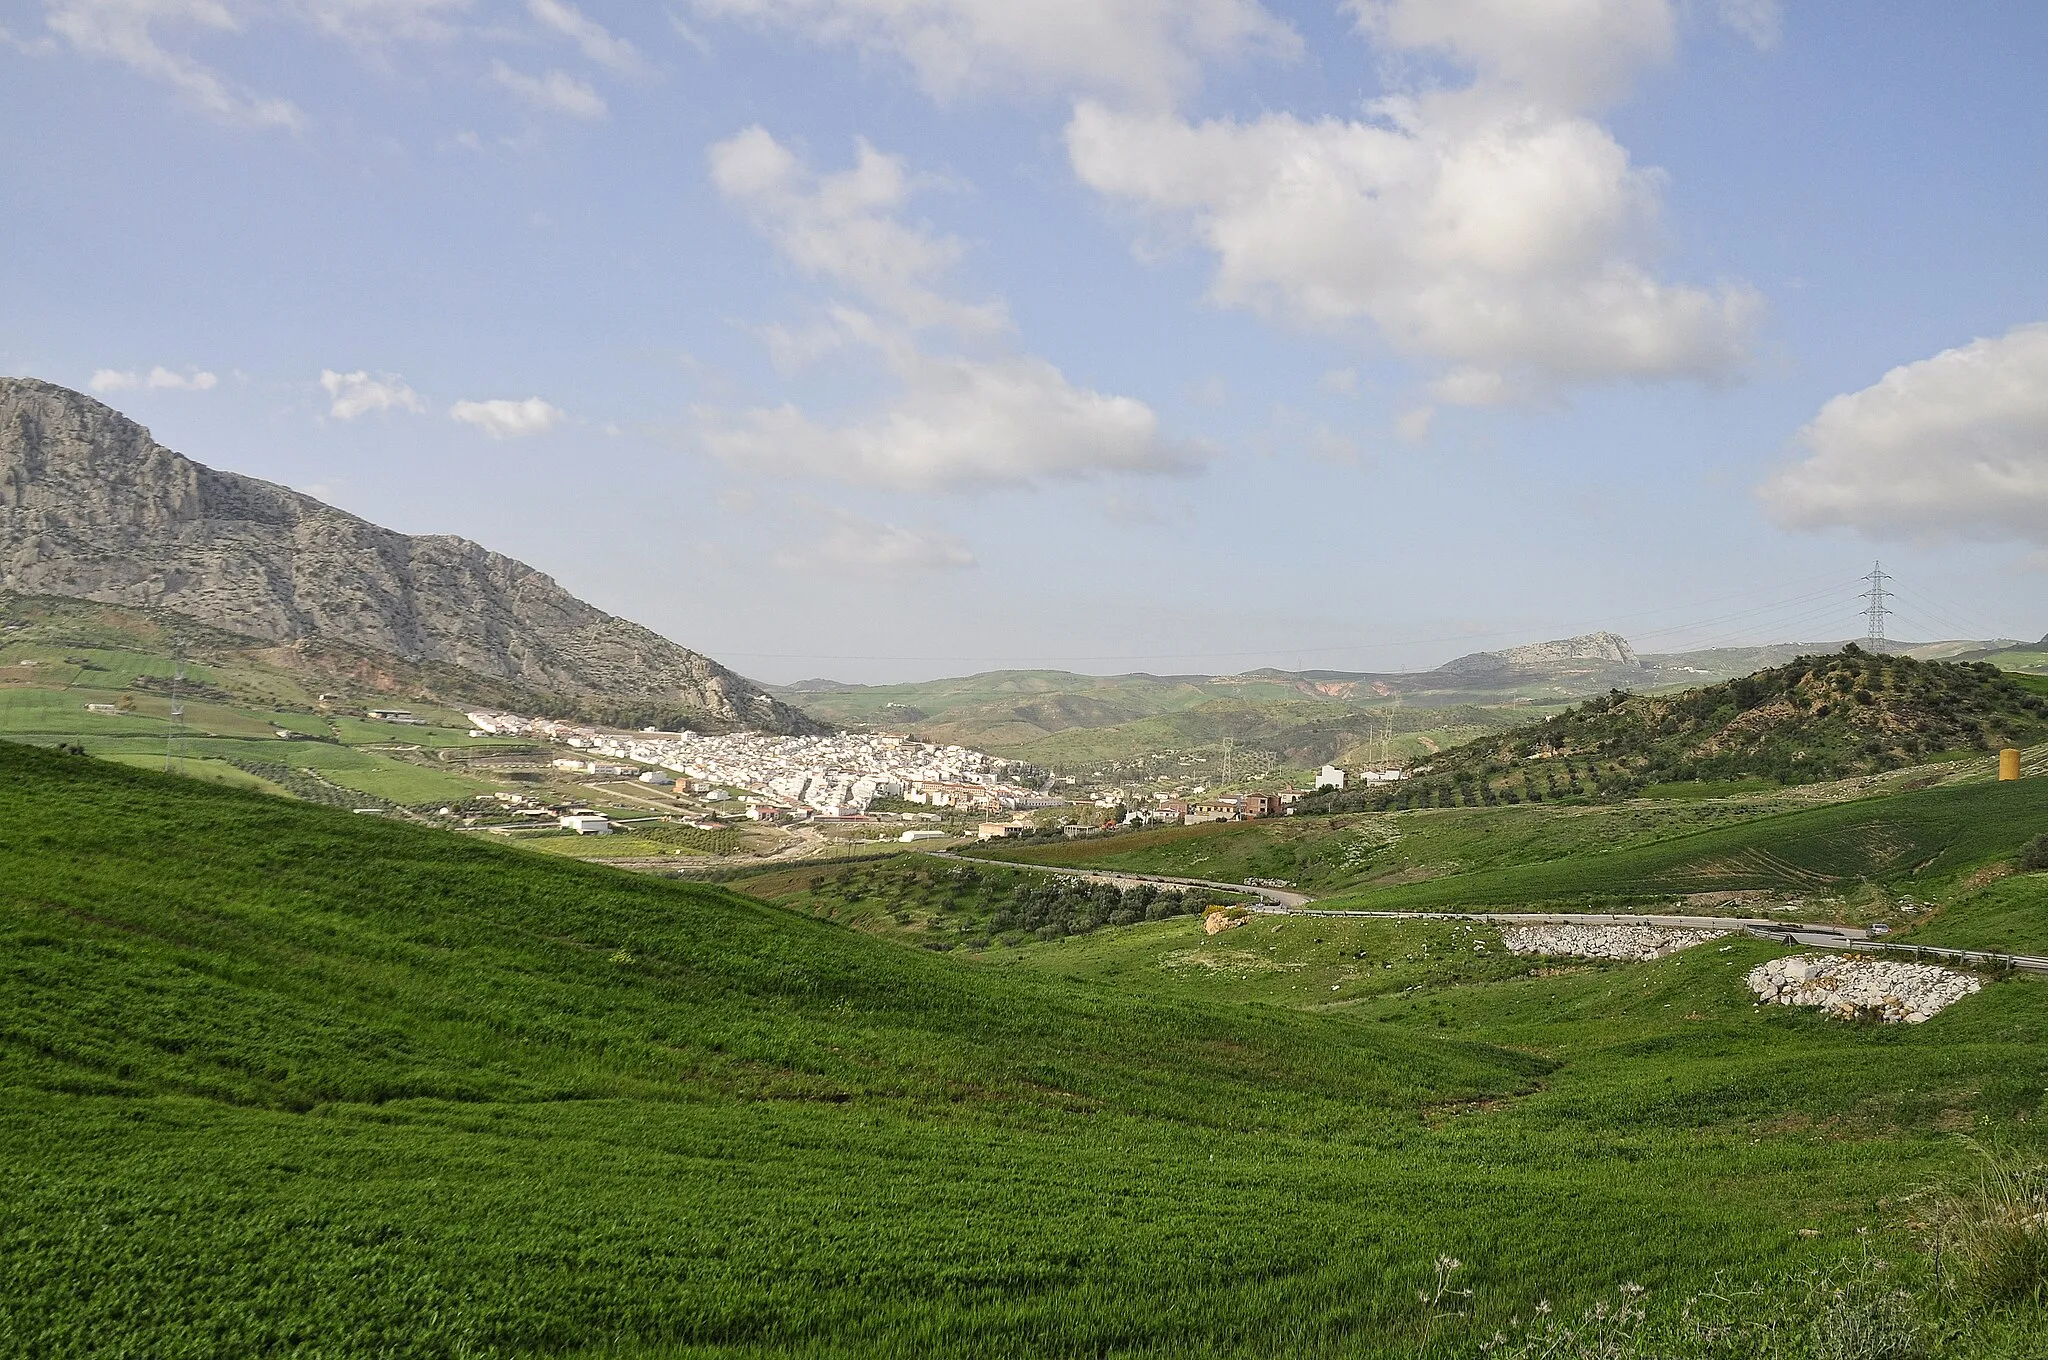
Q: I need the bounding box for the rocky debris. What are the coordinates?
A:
[1746,954,1981,1023]
[1203,908,1251,936]
[0,378,822,734]
[1502,923,1730,961]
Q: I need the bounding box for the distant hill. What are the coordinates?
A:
[0,377,819,734]
[1312,647,2048,810]
[770,632,2017,767]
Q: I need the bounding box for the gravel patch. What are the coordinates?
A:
[1502,924,1731,962]
[1746,954,1981,1023]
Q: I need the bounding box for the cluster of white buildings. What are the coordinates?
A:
[465,712,1054,817]
[1313,763,1408,791]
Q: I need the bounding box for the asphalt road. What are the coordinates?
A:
[924,849,1312,906]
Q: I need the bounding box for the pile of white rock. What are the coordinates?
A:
[1746,954,1982,1023]
[1501,924,1730,961]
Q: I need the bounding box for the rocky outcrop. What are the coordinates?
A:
[1746,954,1981,1023]
[1435,631,1642,678]
[0,377,822,734]
[1502,924,1729,961]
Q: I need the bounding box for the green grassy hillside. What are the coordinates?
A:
[970,797,1792,895]
[973,765,2048,928]
[1311,648,2048,811]
[6,740,2048,1356]
[1312,774,2048,915]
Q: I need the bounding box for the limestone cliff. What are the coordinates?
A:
[0,377,822,734]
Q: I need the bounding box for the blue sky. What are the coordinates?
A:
[4,0,2046,683]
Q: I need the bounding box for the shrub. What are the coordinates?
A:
[2019,835,2048,873]
[1919,1144,2048,1305]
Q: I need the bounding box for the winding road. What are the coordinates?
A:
[929,850,2048,974]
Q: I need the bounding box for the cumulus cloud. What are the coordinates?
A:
[1758,323,2048,543]
[490,58,606,117]
[775,508,978,572]
[44,0,304,129]
[450,395,565,437]
[90,365,218,392]
[1068,99,1759,399]
[1348,0,1675,109]
[527,0,642,73]
[1066,2,1763,402]
[320,368,425,419]
[701,347,1196,491]
[686,0,1298,107]
[709,127,1005,335]
[707,126,1190,491]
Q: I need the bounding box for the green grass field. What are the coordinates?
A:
[5,739,2048,1356]
[970,797,1797,894]
[977,777,2048,926]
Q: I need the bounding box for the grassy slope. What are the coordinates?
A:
[969,799,1787,895]
[6,741,2048,1356]
[983,776,2048,920]
[1310,651,2048,814]
[1312,776,2048,913]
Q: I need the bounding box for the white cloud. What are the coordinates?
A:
[1758,323,2048,543]
[490,58,606,117]
[44,0,304,129]
[1715,0,1781,50]
[528,0,642,73]
[707,127,1191,492]
[1395,406,1433,443]
[298,0,468,48]
[701,346,1196,491]
[775,508,977,572]
[1065,3,1764,402]
[687,0,1298,107]
[709,127,1005,335]
[1347,0,1675,109]
[450,395,565,437]
[89,365,217,392]
[320,368,425,419]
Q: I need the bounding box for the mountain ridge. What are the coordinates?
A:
[0,377,821,734]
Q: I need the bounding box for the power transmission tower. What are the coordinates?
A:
[165,637,186,773]
[1862,561,1892,649]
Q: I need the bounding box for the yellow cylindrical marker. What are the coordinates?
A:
[2000,748,2021,781]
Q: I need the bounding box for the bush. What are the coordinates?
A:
[1920,1145,2048,1305]
[2019,835,2048,873]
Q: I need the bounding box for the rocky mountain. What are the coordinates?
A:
[1434,630,1642,677]
[0,377,822,734]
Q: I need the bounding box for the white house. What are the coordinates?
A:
[560,815,612,835]
[1316,764,1348,791]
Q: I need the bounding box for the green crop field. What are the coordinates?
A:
[5,739,2048,1357]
